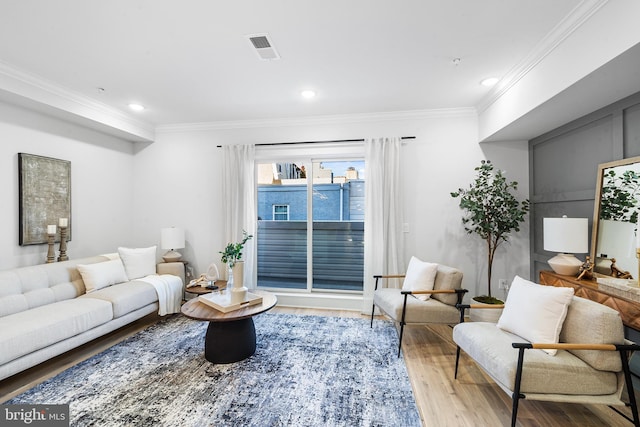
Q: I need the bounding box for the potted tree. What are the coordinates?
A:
[451,160,530,315]
[220,230,253,302]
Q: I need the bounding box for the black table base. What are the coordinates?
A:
[204,318,256,363]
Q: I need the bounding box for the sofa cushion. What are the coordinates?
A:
[432,265,464,306]
[402,257,438,301]
[374,287,459,324]
[560,296,624,372]
[118,246,157,280]
[0,298,113,365]
[78,259,128,293]
[497,276,574,355]
[453,322,618,395]
[80,280,158,318]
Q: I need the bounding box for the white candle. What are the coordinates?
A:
[47,224,56,235]
[59,218,68,227]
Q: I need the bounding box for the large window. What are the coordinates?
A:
[256,159,364,292]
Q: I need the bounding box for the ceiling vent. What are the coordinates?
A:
[246,33,280,61]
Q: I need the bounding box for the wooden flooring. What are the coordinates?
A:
[0,307,634,426]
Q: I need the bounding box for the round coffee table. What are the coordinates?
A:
[181,289,277,364]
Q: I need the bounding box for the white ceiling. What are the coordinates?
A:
[0,0,585,129]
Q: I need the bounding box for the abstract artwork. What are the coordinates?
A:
[18,153,71,245]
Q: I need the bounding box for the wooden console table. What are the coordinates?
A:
[539,270,640,331]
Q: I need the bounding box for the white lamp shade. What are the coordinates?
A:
[543,217,588,254]
[161,227,185,250]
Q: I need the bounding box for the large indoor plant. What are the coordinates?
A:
[599,168,640,223]
[451,160,530,304]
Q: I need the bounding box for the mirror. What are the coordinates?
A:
[592,155,640,277]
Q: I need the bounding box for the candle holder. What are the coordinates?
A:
[46,233,56,263]
[58,226,69,262]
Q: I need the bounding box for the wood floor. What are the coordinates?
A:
[0,307,634,426]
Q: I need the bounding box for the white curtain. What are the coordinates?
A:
[363,137,404,312]
[222,144,256,288]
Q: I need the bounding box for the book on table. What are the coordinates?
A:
[198,292,263,313]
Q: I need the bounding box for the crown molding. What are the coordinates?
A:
[156,107,477,133]
[476,0,609,114]
[0,60,155,142]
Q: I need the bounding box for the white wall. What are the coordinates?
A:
[0,100,530,300]
[135,112,530,300]
[0,100,136,269]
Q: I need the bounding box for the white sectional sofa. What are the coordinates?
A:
[0,253,184,381]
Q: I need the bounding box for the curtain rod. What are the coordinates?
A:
[216,136,415,148]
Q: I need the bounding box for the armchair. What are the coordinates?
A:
[370,262,466,357]
[454,291,640,427]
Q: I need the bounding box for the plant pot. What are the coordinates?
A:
[469,297,504,323]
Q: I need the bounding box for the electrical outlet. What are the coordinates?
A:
[498,279,507,290]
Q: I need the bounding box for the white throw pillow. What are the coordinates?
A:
[118,246,157,280]
[78,259,129,293]
[497,275,574,355]
[402,256,438,301]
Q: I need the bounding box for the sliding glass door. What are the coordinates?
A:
[256,159,364,292]
[310,161,364,291]
[256,162,307,289]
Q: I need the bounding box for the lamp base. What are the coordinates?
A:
[548,253,582,276]
[162,250,182,263]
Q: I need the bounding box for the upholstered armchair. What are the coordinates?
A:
[453,276,640,427]
[370,257,466,357]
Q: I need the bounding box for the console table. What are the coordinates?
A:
[539,270,640,331]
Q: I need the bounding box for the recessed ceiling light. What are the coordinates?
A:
[128,103,145,111]
[480,77,499,87]
[301,90,316,99]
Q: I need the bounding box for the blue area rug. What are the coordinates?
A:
[8,313,421,426]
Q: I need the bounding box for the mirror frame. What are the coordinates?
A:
[591,155,640,276]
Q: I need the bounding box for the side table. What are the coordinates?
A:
[185,280,228,296]
[539,270,640,330]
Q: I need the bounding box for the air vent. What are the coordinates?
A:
[246,33,280,61]
[249,36,271,49]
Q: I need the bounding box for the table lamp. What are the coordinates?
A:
[543,216,588,275]
[161,227,185,262]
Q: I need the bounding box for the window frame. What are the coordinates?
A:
[272,204,290,221]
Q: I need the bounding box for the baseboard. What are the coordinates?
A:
[273,291,363,311]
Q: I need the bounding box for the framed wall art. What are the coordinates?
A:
[18,153,71,245]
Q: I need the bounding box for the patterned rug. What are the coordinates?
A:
[8,313,421,427]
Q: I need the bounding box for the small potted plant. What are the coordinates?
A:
[451,160,529,312]
[220,230,253,269]
[220,231,253,301]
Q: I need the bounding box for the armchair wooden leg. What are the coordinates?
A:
[620,349,640,427]
[511,347,526,427]
[370,303,375,328]
[455,346,461,379]
[398,321,405,358]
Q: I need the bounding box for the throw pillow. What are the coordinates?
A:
[497,275,574,355]
[78,259,129,293]
[118,246,157,280]
[402,256,438,301]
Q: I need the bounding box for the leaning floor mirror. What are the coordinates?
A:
[591,155,640,278]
